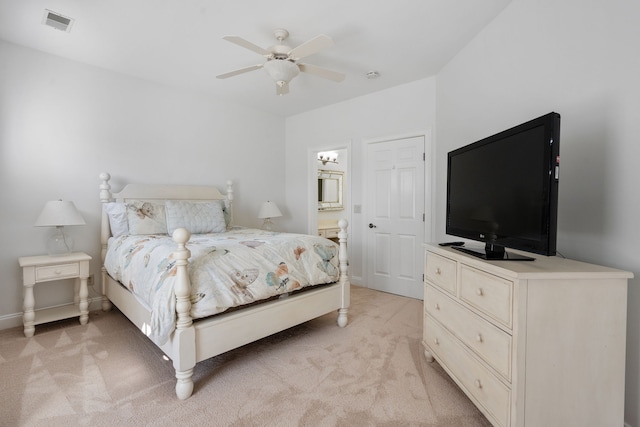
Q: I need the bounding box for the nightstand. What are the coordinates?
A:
[317,224,340,243]
[18,252,92,337]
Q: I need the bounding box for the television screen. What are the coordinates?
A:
[446,112,560,260]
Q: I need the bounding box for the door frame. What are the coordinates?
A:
[362,130,434,293]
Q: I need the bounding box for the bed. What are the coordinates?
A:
[98,172,350,399]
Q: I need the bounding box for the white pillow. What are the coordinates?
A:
[103,203,129,237]
[165,200,226,234]
[215,199,232,227]
[126,201,168,235]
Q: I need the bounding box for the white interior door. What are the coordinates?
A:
[366,136,426,299]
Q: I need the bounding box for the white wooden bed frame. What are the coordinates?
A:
[98,172,350,399]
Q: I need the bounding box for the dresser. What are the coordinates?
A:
[422,244,632,427]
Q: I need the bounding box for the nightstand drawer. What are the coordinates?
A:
[36,263,80,281]
[426,284,512,380]
[425,317,510,427]
[460,265,513,328]
[324,228,339,239]
[425,252,457,294]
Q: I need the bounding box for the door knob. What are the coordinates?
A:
[368,223,377,229]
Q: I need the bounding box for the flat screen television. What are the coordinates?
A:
[446,112,561,260]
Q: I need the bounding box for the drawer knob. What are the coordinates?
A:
[476,333,483,343]
[434,267,441,275]
[434,303,440,311]
[475,379,482,389]
[476,288,483,296]
[433,338,439,345]
[54,270,62,275]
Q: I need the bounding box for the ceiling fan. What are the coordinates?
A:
[216,28,345,95]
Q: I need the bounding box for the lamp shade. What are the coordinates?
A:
[34,200,86,227]
[258,201,282,219]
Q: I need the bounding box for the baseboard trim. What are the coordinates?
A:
[0,297,104,331]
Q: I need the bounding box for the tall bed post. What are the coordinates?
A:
[226,180,234,228]
[99,172,113,311]
[171,228,196,400]
[337,219,350,327]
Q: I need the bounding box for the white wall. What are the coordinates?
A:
[285,78,436,283]
[435,0,640,424]
[0,40,286,329]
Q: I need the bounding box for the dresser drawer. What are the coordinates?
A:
[425,285,512,380]
[425,317,510,427]
[35,263,80,282]
[425,252,457,294]
[460,265,513,328]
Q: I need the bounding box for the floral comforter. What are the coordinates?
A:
[104,228,340,345]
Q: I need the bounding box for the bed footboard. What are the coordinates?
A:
[168,221,350,399]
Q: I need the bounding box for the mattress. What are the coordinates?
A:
[104,228,340,344]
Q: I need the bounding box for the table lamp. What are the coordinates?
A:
[34,200,86,256]
[257,201,282,231]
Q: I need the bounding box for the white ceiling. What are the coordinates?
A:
[0,0,511,117]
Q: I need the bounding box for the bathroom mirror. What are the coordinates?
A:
[318,170,344,211]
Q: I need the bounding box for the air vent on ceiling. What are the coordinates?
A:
[42,9,74,32]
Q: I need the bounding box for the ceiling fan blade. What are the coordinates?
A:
[276,83,289,96]
[222,35,271,56]
[288,34,334,60]
[216,64,263,79]
[298,63,345,82]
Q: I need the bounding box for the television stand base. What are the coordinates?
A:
[453,246,535,261]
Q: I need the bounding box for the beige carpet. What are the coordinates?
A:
[0,286,491,427]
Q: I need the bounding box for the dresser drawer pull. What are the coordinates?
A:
[435,267,441,275]
[54,270,62,275]
[476,333,483,343]
[476,288,484,296]
[434,338,440,345]
[434,303,440,311]
[475,379,482,389]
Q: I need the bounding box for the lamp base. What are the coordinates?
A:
[262,218,275,231]
[46,226,74,256]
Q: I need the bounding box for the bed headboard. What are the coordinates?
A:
[98,172,234,257]
[100,175,232,203]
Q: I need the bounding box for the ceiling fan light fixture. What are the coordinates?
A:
[263,59,300,86]
[219,29,344,95]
